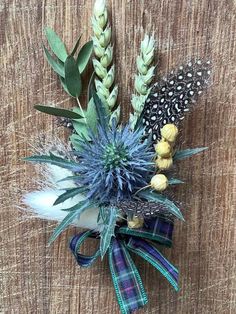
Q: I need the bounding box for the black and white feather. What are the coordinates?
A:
[117,200,172,219]
[142,60,211,142]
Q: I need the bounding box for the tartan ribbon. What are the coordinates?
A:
[108,238,148,313]
[118,216,174,247]
[69,216,178,314]
[69,230,100,267]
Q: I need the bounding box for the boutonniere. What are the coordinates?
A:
[22,0,211,313]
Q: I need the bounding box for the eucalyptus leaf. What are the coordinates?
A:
[174,147,208,161]
[34,105,82,119]
[53,187,86,206]
[59,77,73,97]
[65,56,82,97]
[77,41,93,73]
[138,189,184,221]
[45,27,68,62]
[43,45,65,77]
[24,152,80,172]
[99,207,117,258]
[48,201,90,244]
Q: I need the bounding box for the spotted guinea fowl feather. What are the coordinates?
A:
[142,60,211,142]
[117,199,173,219]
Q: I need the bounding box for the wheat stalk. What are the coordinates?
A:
[130,34,156,128]
[92,0,120,122]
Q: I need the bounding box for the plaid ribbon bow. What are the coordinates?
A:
[69,216,179,314]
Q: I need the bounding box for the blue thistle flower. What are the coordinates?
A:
[74,120,155,204]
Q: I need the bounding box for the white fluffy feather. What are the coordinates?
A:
[23,164,100,230]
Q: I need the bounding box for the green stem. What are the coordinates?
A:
[76,97,87,124]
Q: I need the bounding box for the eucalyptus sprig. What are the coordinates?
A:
[39,27,98,146]
[130,34,156,129]
[36,27,93,125]
[92,0,120,122]
[43,27,93,99]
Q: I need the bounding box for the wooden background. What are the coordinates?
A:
[1,0,235,313]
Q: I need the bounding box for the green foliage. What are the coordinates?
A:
[24,152,79,171]
[53,187,86,206]
[77,41,93,73]
[41,27,95,143]
[34,105,82,119]
[85,98,98,132]
[43,45,65,77]
[72,107,87,121]
[99,207,118,258]
[68,75,98,146]
[48,201,90,244]
[138,189,184,221]
[65,56,82,97]
[70,102,97,145]
[174,147,208,161]
[72,122,90,140]
[93,91,110,130]
[45,27,67,62]
[43,27,92,98]
[70,134,83,151]
[59,77,73,96]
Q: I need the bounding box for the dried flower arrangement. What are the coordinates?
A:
[23,0,211,313]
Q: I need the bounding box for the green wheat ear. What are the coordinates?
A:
[92,0,120,123]
[130,34,156,129]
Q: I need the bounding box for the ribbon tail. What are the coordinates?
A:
[127,237,179,291]
[69,230,100,267]
[108,238,148,314]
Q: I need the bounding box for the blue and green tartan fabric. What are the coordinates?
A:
[69,230,100,267]
[109,238,148,314]
[118,216,173,247]
[69,216,178,314]
[127,237,178,291]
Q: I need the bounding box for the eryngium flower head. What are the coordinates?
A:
[74,122,154,204]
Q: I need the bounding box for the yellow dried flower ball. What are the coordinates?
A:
[161,124,179,143]
[128,216,144,229]
[155,140,172,158]
[150,174,168,191]
[155,156,173,170]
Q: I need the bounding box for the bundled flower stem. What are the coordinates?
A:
[130,34,156,129]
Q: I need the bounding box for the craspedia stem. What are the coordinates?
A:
[130,34,156,129]
[92,0,120,122]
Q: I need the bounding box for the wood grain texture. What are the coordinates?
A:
[1,0,236,313]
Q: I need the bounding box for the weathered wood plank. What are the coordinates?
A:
[1,0,235,313]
